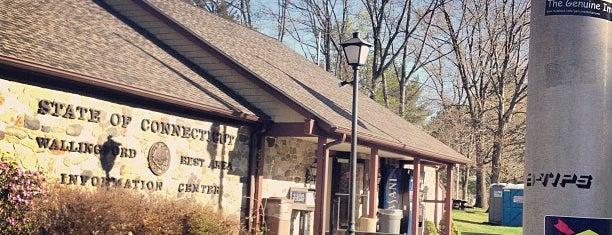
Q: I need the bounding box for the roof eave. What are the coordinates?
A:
[331,125,472,165]
[0,55,266,123]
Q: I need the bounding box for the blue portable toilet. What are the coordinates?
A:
[501,184,524,226]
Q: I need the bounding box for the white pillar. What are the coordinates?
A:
[525,1,611,234]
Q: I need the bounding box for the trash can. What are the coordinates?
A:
[488,183,507,225]
[378,209,403,234]
[358,216,377,232]
[264,197,293,235]
[502,184,524,226]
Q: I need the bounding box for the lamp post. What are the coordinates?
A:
[340,32,371,235]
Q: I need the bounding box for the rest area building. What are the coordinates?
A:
[0,1,470,234]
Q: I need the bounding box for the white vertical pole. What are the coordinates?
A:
[525,1,611,234]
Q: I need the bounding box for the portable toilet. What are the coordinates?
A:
[501,184,524,226]
[488,183,507,225]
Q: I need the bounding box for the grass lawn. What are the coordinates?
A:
[452,208,522,235]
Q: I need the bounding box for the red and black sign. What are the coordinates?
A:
[545,215,612,235]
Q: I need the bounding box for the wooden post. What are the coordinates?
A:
[411,158,421,235]
[314,135,330,235]
[434,167,440,225]
[444,164,454,235]
[368,148,379,218]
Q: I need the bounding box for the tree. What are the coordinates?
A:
[276,0,289,42]
[374,70,431,124]
[429,0,529,208]
[289,0,354,72]
[185,0,252,27]
[362,0,441,104]
[255,0,355,73]
[482,0,529,184]
[426,105,475,200]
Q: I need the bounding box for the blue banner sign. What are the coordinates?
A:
[545,0,612,22]
[381,168,403,209]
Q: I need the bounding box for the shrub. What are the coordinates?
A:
[439,217,460,235]
[28,184,241,234]
[424,220,438,235]
[0,158,45,235]
[184,207,241,234]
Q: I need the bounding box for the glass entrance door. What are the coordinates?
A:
[329,155,365,233]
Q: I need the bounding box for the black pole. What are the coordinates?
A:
[348,65,359,235]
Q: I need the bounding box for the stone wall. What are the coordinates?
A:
[261,137,317,198]
[0,78,251,216]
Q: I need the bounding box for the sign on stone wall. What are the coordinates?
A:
[0,79,251,215]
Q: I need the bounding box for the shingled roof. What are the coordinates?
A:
[142,0,469,164]
[0,0,265,122]
[0,0,469,164]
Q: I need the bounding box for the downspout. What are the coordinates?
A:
[249,124,267,235]
[324,133,346,153]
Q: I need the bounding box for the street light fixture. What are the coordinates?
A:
[340,32,371,235]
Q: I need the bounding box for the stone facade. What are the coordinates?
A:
[261,137,317,198]
[0,78,251,216]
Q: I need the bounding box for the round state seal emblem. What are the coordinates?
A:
[148,142,170,176]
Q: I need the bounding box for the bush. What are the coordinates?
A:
[184,207,241,234]
[424,220,438,235]
[28,184,241,235]
[0,158,45,235]
[439,217,460,235]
